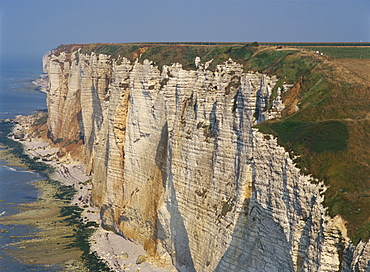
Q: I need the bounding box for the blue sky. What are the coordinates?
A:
[0,0,369,71]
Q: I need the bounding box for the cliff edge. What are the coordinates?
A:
[42,43,370,271]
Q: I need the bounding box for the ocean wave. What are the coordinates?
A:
[2,165,17,171]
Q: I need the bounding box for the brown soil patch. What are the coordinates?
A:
[281,78,302,116]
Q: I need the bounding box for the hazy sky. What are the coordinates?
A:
[1,0,369,71]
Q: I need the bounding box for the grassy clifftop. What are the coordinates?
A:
[54,42,370,243]
[254,46,370,244]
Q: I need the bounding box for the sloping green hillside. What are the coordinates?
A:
[255,46,370,244]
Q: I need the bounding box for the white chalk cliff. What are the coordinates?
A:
[43,47,370,272]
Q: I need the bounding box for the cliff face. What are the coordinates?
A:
[43,45,370,272]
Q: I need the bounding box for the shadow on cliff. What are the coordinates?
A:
[86,84,103,154]
[214,197,295,272]
[156,122,196,272]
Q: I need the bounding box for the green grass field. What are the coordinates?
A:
[303,47,370,59]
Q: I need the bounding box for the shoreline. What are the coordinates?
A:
[0,120,91,271]
[1,115,176,272]
[31,73,49,94]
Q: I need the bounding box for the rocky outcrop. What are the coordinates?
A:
[43,46,370,272]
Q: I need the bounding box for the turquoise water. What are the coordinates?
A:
[0,70,58,271]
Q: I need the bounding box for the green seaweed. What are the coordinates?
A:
[0,120,111,271]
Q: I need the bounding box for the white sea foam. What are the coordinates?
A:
[2,165,17,171]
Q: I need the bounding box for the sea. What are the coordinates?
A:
[0,70,47,119]
[0,69,59,271]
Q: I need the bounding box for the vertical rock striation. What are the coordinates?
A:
[43,47,370,272]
